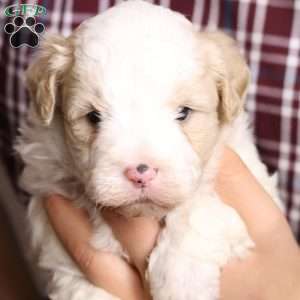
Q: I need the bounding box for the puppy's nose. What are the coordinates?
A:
[124,164,158,188]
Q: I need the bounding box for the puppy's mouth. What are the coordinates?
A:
[136,196,172,209]
[92,184,180,218]
[112,195,175,218]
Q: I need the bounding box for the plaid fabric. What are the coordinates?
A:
[0,0,300,238]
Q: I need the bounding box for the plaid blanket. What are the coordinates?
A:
[0,0,300,239]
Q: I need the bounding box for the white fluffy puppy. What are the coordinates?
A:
[16,1,280,299]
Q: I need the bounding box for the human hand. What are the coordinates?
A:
[45,147,300,300]
[215,147,300,300]
[45,196,156,300]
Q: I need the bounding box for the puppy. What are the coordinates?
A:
[16,1,281,299]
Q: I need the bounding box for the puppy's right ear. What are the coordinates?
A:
[26,34,72,125]
[199,31,250,123]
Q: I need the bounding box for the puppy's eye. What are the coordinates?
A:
[87,111,102,125]
[176,106,192,121]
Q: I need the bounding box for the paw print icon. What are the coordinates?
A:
[4,16,45,48]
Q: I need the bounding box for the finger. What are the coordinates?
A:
[45,195,92,253]
[45,195,147,300]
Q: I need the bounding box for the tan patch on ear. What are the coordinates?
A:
[33,76,56,125]
[217,77,242,123]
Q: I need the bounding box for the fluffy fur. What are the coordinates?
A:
[16,1,281,299]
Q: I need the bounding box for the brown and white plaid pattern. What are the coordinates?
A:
[1,0,300,239]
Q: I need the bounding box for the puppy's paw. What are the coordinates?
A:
[222,205,255,260]
[188,197,255,264]
[148,195,254,300]
[148,248,220,300]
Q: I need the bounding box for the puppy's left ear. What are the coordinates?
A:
[26,34,72,125]
[201,32,250,123]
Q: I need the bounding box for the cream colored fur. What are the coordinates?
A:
[16,1,280,299]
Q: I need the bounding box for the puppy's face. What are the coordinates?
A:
[27,2,249,217]
[62,62,219,216]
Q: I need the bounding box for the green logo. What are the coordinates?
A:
[4,4,47,17]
